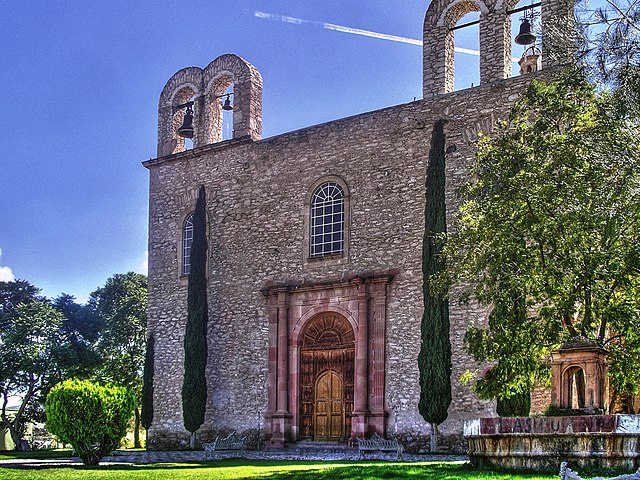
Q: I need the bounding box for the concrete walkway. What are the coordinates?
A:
[0,449,468,467]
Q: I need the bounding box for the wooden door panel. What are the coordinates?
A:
[316,415,327,438]
[314,371,344,441]
[330,414,343,437]
[300,346,354,441]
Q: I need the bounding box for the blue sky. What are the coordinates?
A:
[0,0,526,303]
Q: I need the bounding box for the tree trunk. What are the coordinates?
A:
[5,380,35,451]
[134,407,141,448]
[430,422,439,453]
[8,422,25,451]
[189,431,196,450]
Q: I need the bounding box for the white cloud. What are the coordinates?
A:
[0,248,15,282]
[136,251,148,275]
[0,266,14,282]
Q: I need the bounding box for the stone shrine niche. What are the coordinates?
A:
[518,46,542,75]
[550,337,608,413]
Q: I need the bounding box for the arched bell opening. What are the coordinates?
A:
[205,73,236,144]
[441,0,484,93]
[171,87,198,152]
[508,0,542,76]
[452,10,481,90]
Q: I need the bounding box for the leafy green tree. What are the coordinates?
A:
[0,281,104,450]
[0,298,66,449]
[496,391,531,417]
[418,119,452,452]
[0,280,40,330]
[576,0,640,102]
[463,291,550,405]
[447,73,640,408]
[141,333,154,431]
[53,294,102,377]
[183,185,209,448]
[90,272,147,448]
[46,379,135,465]
[54,293,102,344]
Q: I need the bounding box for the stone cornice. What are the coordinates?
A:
[260,269,398,298]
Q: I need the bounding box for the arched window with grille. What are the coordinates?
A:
[182,213,194,275]
[310,182,344,257]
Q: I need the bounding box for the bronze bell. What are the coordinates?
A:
[515,18,536,46]
[177,105,194,138]
[222,94,233,111]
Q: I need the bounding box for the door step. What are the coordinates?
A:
[288,440,353,454]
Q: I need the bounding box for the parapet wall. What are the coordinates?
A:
[465,415,640,471]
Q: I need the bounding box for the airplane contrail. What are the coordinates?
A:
[253,10,524,62]
[253,10,478,54]
[254,10,422,46]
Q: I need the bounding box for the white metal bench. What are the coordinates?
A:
[356,432,404,460]
[203,432,247,459]
[560,462,640,480]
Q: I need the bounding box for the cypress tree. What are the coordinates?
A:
[182,185,209,448]
[141,333,154,431]
[418,119,452,453]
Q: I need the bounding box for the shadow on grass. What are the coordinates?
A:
[5,459,426,470]
[255,463,560,480]
[3,459,559,479]
[0,449,73,460]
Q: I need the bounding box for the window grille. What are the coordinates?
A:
[182,213,194,275]
[310,182,344,257]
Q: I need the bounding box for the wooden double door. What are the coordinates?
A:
[300,348,355,441]
[299,313,355,442]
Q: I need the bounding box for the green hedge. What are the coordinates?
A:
[45,379,135,465]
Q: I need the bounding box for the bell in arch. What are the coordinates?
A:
[221,93,233,111]
[515,17,537,46]
[177,104,194,138]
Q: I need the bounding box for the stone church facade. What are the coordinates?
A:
[144,0,573,451]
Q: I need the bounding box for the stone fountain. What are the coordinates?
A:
[464,338,640,471]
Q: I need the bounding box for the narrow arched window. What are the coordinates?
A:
[310,182,344,257]
[182,213,194,275]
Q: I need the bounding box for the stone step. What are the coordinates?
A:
[287,441,355,454]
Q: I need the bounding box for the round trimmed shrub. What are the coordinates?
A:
[45,379,135,465]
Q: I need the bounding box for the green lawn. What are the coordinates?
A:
[0,458,561,480]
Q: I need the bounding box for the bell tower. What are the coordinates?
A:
[422,0,574,98]
[156,54,263,157]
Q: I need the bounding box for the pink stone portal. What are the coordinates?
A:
[262,273,394,446]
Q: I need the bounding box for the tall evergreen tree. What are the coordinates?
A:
[141,333,154,431]
[418,119,452,453]
[182,185,209,448]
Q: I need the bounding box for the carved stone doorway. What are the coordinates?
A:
[314,371,344,441]
[300,313,354,442]
[262,273,394,447]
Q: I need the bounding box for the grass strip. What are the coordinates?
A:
[0,459,559,480]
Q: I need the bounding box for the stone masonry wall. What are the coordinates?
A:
[145,69,555,451]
